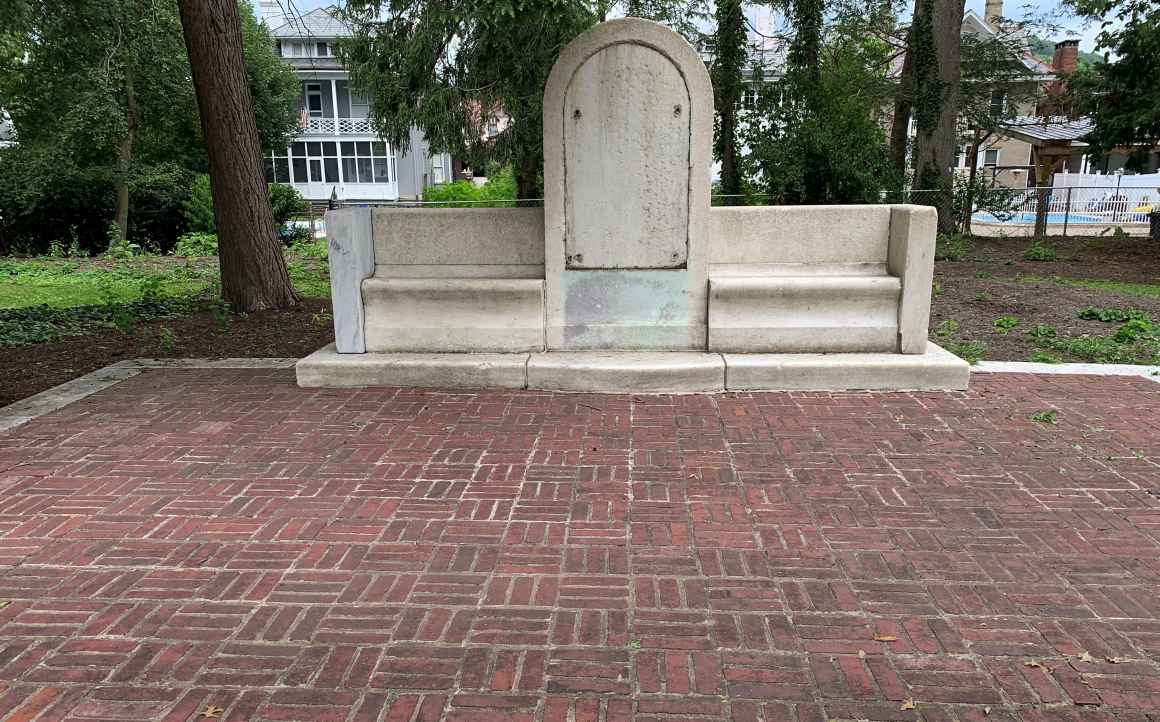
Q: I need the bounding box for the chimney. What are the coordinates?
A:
[1052,39,1079,75]
[984,0,1003,27]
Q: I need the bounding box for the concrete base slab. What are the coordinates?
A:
[527,352,725,393]
[296,344,528,389]
[295,344,968,392]
[724,342,969,391]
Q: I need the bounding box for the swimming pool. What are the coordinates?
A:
[972,211,1106,224]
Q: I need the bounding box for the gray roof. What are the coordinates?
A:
[1001,115,1093,143]
[269,7,350,39]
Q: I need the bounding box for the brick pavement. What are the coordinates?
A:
[1,368,1159,721]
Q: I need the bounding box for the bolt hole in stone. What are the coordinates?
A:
[673,104,681,116]
[573,108,582,120]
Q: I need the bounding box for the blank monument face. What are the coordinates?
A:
[563,43,691,270]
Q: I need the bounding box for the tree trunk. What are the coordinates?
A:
[177,0,298,312]
[113,65,136,244]
[962,129,981,234]
[888,26,914,176]
[1033,150,1052,237]
[515,154,539,206]
[712,0,746,205]
[910,0,965,235]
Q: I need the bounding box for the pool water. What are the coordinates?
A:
[972,211,1105,224]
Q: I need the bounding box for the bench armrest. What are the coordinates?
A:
[887,205,937,354]
[326,207,375,353]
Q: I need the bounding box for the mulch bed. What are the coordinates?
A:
[931,234,1160,362]
[3,234,1157,408]
[1,298,334,407]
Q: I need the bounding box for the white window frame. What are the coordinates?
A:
[305,83,324,118]
[982,148,1000,167]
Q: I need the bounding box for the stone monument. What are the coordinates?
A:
[297,18,969,392]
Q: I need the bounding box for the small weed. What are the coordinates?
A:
[931,280,942,298]
[975,271,994,279]
[935,319,960,338]
[993,315,1020,334]
[139,275,165,304]
[1028,324,1056,339]
[157,325,176,354]
[974,291,991,302]
[1023,241,1057,262]
[1078,306,1150,323]
[935,233,969,262]
[629,640,642,649]
[948,340,987,364]
[1113,319,1155,343]
[1112,226,1128,239]
[212,300,232,332]
[1030,410,1058,424]
[1028,351,1061,363]
[311,310,334,328]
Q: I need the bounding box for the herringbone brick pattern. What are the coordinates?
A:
[1,369,1159,721]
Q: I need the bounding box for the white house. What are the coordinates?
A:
[0,111,15,148]
[258,3,453,203]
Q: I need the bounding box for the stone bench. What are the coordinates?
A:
[298,17,967,393]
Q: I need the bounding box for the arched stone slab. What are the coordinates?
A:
[543,18,712,350]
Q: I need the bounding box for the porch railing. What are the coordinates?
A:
[300,117,375,135]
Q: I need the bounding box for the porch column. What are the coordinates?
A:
[330,79,340,136]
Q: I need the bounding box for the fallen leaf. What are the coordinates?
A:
[873,634,898,642]
[857,649,867,659]
[984,706,991,715]
[1024,661,1042,668]
[200,707,224,719]
[1105,656,1127,664]
[1076,651,1096,663]
[900,698,916,711]
[0,601,8,609]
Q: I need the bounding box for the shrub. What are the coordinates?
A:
[184,174,216,233]
[182,174,306,233]
[174,232,218,257]
[268,182,306,226]
[1028,323,1057,339]
[423,166,518,207]
[1029,351,1061,363]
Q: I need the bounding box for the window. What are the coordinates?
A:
[983,149,1000,167]
[954,145,966,168]
[316,42,331,57]
[989,89,1006,116]
[741,85,759,111]
[350,92,369,119]
[431,160,445,185]
[284,141,339,183]
[265,154,291,183]
[305,83,323,117]
[339,140,392,184]
[487,118,499,138]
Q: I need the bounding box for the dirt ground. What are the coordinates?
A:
[1,298,335,407]
[931,233,1160,361]
[3,233,1158,407]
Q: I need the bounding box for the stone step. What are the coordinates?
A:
[708,274,902,353]
[526,352,725,393]
[361,277,545,353]
[296,344,969,392]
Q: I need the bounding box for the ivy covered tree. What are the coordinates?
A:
[339,0,602,200]
[1067,0,1160,170]
[908,0,965,234]
[710,0,748,204]
[745,0,900,204]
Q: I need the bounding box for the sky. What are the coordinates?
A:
[281,0,1106,53]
